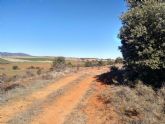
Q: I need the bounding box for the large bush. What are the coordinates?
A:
[119,0,165,86]
[115,57,123,64]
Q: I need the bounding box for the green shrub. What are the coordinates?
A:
[85,60,104,67]
[52,57,66,72]
[12,66,19,70]
[107,59,115,65]
[115,57,123,64]
[119,0,165,86]
[97,60,104,67]
[67,62,73,68]
[85,61,93,67]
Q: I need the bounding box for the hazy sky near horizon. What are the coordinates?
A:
[0,0,127,59]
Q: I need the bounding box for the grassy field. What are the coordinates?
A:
[0,60,84,78]
[0,62,51,77]
[0,56,109,80]
[0,58,10,64]
[16,57,54,61]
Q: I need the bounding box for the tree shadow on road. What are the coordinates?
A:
[95,66,138,88]
[96,67,125,86]
[96,67,165,89]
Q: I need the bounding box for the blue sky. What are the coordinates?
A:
[0,0,127,59]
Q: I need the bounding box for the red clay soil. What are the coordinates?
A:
[0,72,84,123]
[0,67,118,124]
[84,82,119,124]
[32,76,95,124]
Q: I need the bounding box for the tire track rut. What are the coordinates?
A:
[31,76,96,124]
[8,74,90,124]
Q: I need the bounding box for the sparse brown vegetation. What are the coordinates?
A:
[85,61,93,67]
[42,73,54,80]
[84,60,107,67]
[97,65,165,124]
[67,62,73,68]
[37,68,42,75]
[27,66,36,69]
[0,73,8,83]
[26,70,35,77]
[99,82,165,124]
[106,59,115,65]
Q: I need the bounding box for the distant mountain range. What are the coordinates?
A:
[0,52,31,57]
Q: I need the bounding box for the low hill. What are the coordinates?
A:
[0,52,31,57]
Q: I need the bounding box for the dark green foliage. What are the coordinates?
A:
[119,0,165,86]
[126,0,164,7]
[52,57,66,72]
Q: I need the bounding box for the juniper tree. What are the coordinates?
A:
[119,0,165,86]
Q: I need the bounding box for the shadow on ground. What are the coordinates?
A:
[96,67,164,89]
[96,68,125,86]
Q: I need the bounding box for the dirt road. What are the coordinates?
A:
[0,67,110,124]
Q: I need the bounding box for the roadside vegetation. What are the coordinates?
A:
[99,81,165,124]
[84,60,113,67]
[1,0,164,120]
[97,0,165,123]
[0,58,77,103]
